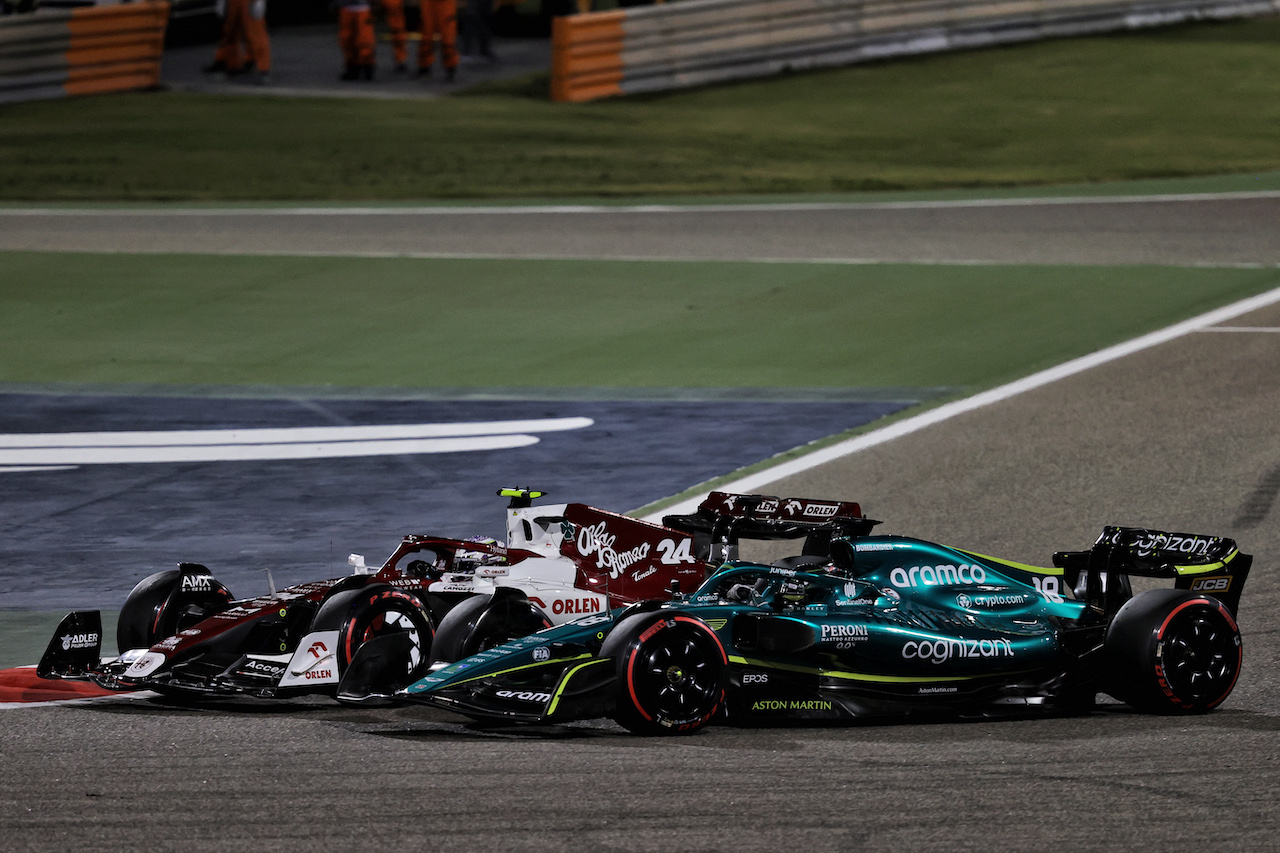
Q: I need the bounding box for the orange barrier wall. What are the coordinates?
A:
[550,0,1279,102]
[550,11,625,103]
[0,1,169,104]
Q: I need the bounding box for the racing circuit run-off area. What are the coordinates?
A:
[2,111,1280,845]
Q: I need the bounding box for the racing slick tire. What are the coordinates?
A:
[601,612,728,736]
[116,566,235,654]
[431,591,553,664]
[1105,589,1242,714]
[336,586,435,685]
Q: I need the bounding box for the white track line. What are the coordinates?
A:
[644,286,1280,521]
[15,247,1274,269]
[1,190,1278,216]
[1196,326,1280,333]
[0,417,593,470]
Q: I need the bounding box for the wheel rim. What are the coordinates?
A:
[1158,608,1240,705]
[631,625,722,722]
[360,608,425,675]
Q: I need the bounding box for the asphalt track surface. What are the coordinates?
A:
[0,395,911,609]
[3,196,1279,852]
[3,193,1280,266]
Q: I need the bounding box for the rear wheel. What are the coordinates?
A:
[1105,589,1241,713]
[604,613,727,735]
[116,566,234,653]
[336,587,435,684]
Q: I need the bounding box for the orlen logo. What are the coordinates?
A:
[307,641,329,660]
[60,632,99,651]
[890,564,986,588]
[304,669,333,680]
[803,504,839,518]
[552,597,602,616]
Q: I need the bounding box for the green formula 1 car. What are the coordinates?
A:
[339,492,1250,735]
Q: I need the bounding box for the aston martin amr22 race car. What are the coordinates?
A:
[340,491,1251,735]
[36,489,709,700]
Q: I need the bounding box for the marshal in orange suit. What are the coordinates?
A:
[417,0,458,81]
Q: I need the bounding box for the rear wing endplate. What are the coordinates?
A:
[1054,526,1251,615]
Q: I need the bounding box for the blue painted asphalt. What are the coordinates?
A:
[0,391,913,609]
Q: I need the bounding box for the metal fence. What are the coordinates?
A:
[551,0,1279,101]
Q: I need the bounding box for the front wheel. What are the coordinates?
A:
[1105,589,1242,713]
[336,587,435,685]
[603,613,728,736]
[116,566,235,653]
[431,591,553,664]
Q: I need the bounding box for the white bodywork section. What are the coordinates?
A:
[506,503,570,557]
[278,631,340,687]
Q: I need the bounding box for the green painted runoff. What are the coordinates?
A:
[2,252,1277,391]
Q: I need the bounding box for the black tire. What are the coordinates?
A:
[603,613,728,736]
[1105,588,1242,713]
[432,589,552,660]
[116,568,235,654]
[336,587,435,683]
[431,592,553,664]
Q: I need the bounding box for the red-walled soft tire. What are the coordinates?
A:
[603,613,727,736]
[336,587,435,684]
[1105,589,1242,713]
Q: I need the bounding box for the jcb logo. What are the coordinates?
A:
[1191,577,1231,593]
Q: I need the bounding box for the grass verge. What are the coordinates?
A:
[1,17,1279,199]
[2,252,1277,390]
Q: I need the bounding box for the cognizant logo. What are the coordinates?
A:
[889,564,986,588]
[902,637,1013,664]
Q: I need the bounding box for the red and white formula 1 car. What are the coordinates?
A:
[36,488,712,701]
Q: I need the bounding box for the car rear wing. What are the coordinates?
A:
[1053,526,1251,616]
[663,491,879,563]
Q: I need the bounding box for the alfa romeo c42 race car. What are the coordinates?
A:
[36,489,708,700]
[339,491,1251,735]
